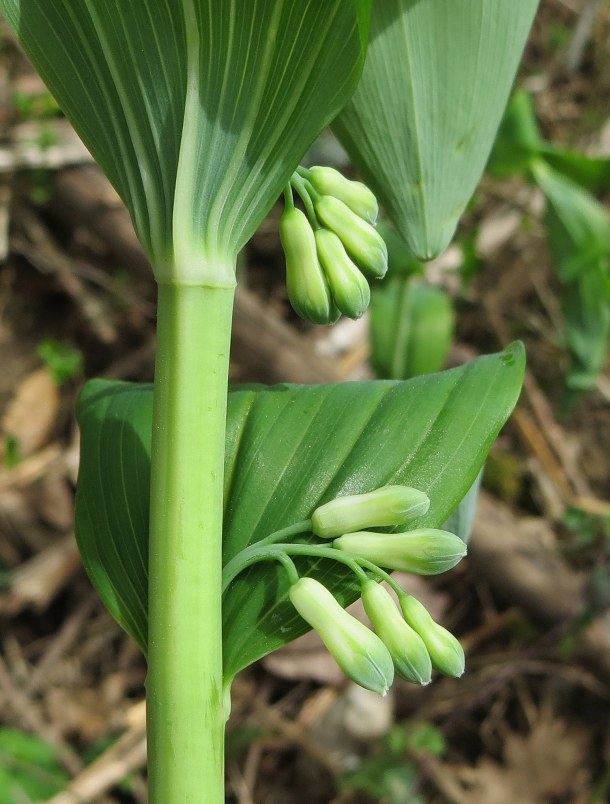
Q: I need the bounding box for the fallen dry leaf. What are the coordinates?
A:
[0,366,60,458]
[456,708,590,804]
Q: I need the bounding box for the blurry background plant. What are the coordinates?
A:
[488,89,610,406]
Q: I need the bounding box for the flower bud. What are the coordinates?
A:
[361,580,431,685]
[308,166,379,224]
[279,207,335,325]
[289,577,394,695]
[400,596,465,678]
[315,195,388,279]
[332,529,467,575]
[311,486,430,540]
[315,229,370,319]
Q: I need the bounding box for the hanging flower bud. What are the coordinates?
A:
[315,195,388,279]
[400,595,465,678]
[315,229,370,319]
[311,486,430,540]
[279,207,335,325]
[361,580,431,685]
[289,577,394,695]
[308,166,379,224]
[332,528,467,575]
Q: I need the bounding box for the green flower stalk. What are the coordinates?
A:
[280,206,336,325]
[307,165,379,224]
[289,577,394,695]
[333,528,467,574]
[314,228,370,319]
[361,580,431,685]
[400,595,465,678]
[315,195,388,278]
[311,485,430,539]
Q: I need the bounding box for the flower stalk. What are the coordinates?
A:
[147,277,235,803]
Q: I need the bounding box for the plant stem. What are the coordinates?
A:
[147,280,235,803]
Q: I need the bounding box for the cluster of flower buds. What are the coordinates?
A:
[289,577,395,695]
[279,166,388,324]
[287,485,467,694]
[312,485,466,575]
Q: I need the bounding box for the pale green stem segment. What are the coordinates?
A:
[147,280,235,804]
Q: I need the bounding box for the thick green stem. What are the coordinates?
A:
[147,280,235,803]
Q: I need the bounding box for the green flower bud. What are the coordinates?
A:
[311,486,430,539]
[289,577,394,695]
[315,229,370,319]
[315,195,388,279]
[361,580,431,685]
[332,529,467,575]
[279,207,335,325]
[308,166,379,224]
[400,596,465,678]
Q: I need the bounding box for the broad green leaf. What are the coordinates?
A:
[532,160,610,391]
[332,0,539,260]
[1,1,370,279]
[75,345,524,679]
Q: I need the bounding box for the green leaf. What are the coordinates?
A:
[0,729,68,800]
[487,89,543,179]
[1,1,370,280]
[561,262,610,391]
[540,147,610,194]
[333,0,539,260]
[533,160,610,282]
[487,89,610,192]
[76,346,524,678]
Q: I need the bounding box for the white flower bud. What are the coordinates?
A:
[400,596,465,678]
[289,577,394,695]
[361,580,431,685]
[332,529,467,575]
[311,486,430,539]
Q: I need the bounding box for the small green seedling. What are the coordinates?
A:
[37,338,83,385]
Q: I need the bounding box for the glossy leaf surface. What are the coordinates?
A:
[333,0,539,260]
[0,1,369,278]
[76,346,524,678]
